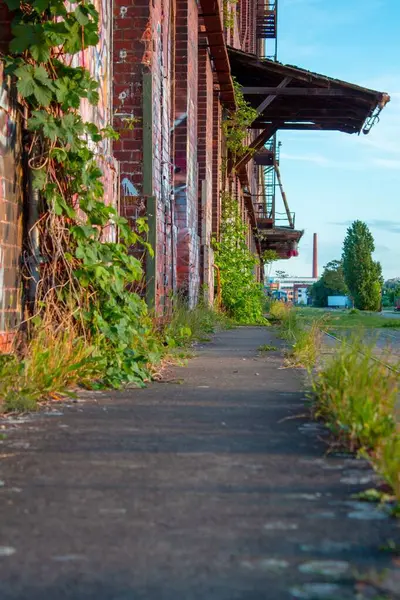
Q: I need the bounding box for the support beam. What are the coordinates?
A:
[255,77,292,114]
[274,162,293,228]
[250,123,355,132]
[233,123,280,172]
[241,87,361,97]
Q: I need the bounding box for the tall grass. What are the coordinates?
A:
[371,432,400,508]
[311,334,400,509]
[0,327,103,413]
[274,304,323,371]
[312,336,398,452]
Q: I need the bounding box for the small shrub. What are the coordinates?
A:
[312,336,398,452]
[268,300,291,322]
[349,308,359,315]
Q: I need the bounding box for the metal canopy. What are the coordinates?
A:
[228,47,390,139]
[258,227,304,259]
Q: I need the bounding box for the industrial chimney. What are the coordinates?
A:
[312,233,318,279]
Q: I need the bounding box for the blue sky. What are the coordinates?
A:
[270,0,400,280]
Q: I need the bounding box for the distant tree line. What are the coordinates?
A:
[310,220,384,311]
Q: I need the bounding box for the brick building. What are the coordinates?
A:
[0,0,390,347]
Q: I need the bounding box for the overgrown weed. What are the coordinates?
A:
[0,326,103,413]
[286,319,322,371]
[276,305,323,371]
[268,300,291,323]
[370,432,400,511]
[311,336,398,452]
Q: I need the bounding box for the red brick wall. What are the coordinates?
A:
[113,0,175,312]
[174,0,199,305]
[0,6,23,352]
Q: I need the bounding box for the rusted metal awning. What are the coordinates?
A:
[258,227,304,260]
[199,0,236,109]
[228,47,390,170]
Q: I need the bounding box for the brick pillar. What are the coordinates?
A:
[197,44,214,302]
[113,1,150,200]
[174,0,199,306]
[0,6,23,352]
[212,91,222,238]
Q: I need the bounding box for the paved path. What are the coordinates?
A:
[0,327,399,599]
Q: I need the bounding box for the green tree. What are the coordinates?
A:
[342,221,382,311]
[310,259,348,307]
[275,270,289,279]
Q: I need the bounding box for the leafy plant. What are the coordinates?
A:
[222,79,258,170]
[213,193,268,325]
[2,0,162,389]
[223,0,238,29]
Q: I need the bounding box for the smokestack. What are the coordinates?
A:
[312,233,318,278]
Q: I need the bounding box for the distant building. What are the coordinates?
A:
[266,277,317,304]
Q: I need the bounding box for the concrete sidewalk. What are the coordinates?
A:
[0,327,398,599]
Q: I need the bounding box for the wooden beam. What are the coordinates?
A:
[255,77,292,115]
[233,123,280,172]
[241,87,362,97]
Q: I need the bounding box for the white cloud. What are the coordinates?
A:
[372,158,400,169]
[280,151,365,170]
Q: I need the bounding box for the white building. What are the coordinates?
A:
[272,277,318,304]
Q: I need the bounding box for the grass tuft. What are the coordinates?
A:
[258,344,277,352]
[0,328,103,413]
[161,295,233,348]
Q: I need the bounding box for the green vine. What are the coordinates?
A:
[223,0,238,30]
[222,79,258,170]
[2,0,160,387]
[213,193,267,325]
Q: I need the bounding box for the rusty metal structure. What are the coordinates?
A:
[227,1,390,259]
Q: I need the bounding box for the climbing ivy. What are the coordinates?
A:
[2,0,161,387]
[213,193,267,324]
[223,0,238,30]
[222,78,258,169]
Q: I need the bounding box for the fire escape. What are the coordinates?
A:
[254,0,301,258]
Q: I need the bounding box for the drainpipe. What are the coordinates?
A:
[26,172,40,316]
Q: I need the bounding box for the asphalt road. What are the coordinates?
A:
[0,328,399,599]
